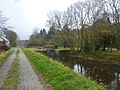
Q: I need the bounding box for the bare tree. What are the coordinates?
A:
[0,11,8,30]
[106,0,120,50]
[73,1,89,52]
[47,11,62,30]
[84,0,105,54]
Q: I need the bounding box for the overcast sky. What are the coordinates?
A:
[0,0,80,40]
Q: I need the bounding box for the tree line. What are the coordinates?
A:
[28,0,120,55]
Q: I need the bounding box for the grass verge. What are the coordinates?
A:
[0,49,14,66]
[16,49,20,58]
[23,48,106,90]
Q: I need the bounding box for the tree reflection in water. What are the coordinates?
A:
[61,59,120,90]
[38,50,120,90]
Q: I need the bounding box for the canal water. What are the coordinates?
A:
[38,50,120,90]
[60,58,120,90]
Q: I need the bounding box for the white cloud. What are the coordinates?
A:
[0,0,80,39]
[21,0,79,26]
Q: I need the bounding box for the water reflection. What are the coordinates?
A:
[60,59,120,90]
[38,50,120,90]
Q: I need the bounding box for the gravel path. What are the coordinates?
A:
[19,49,45,90]
[0,48,17,88]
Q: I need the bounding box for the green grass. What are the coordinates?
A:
[58,47,80,51]
[1,60,20,90]
[23,48,106,90]
[77,50,120,62]
[0,49,14,66]
[16,49,20,58]
[94,50,120,61]
[58,47,71,50]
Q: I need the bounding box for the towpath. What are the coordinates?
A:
[18,48,45,90]
[0,48,46,90]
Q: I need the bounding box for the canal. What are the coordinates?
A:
[60,58,120,90]
[37,49,120,90]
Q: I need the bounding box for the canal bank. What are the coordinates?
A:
[77,50,120,67]
[36,48,120,90]
[36,48,120,67]
[23,48,106,90]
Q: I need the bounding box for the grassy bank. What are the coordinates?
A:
[1,49,20,90]
[0,49,14,66]
[58,47,80,51]
[79,50,120,62]
[94,51,120,61]
[23,48,106,90]
[57,47,120,62]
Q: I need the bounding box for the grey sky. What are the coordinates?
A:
[0,0,80,40]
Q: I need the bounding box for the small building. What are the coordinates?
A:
[0,35,10,51]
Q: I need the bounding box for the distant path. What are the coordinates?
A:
[0,48,17,88]
[19,49,45,90]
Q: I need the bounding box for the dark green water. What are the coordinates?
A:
[60,58,120,90]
